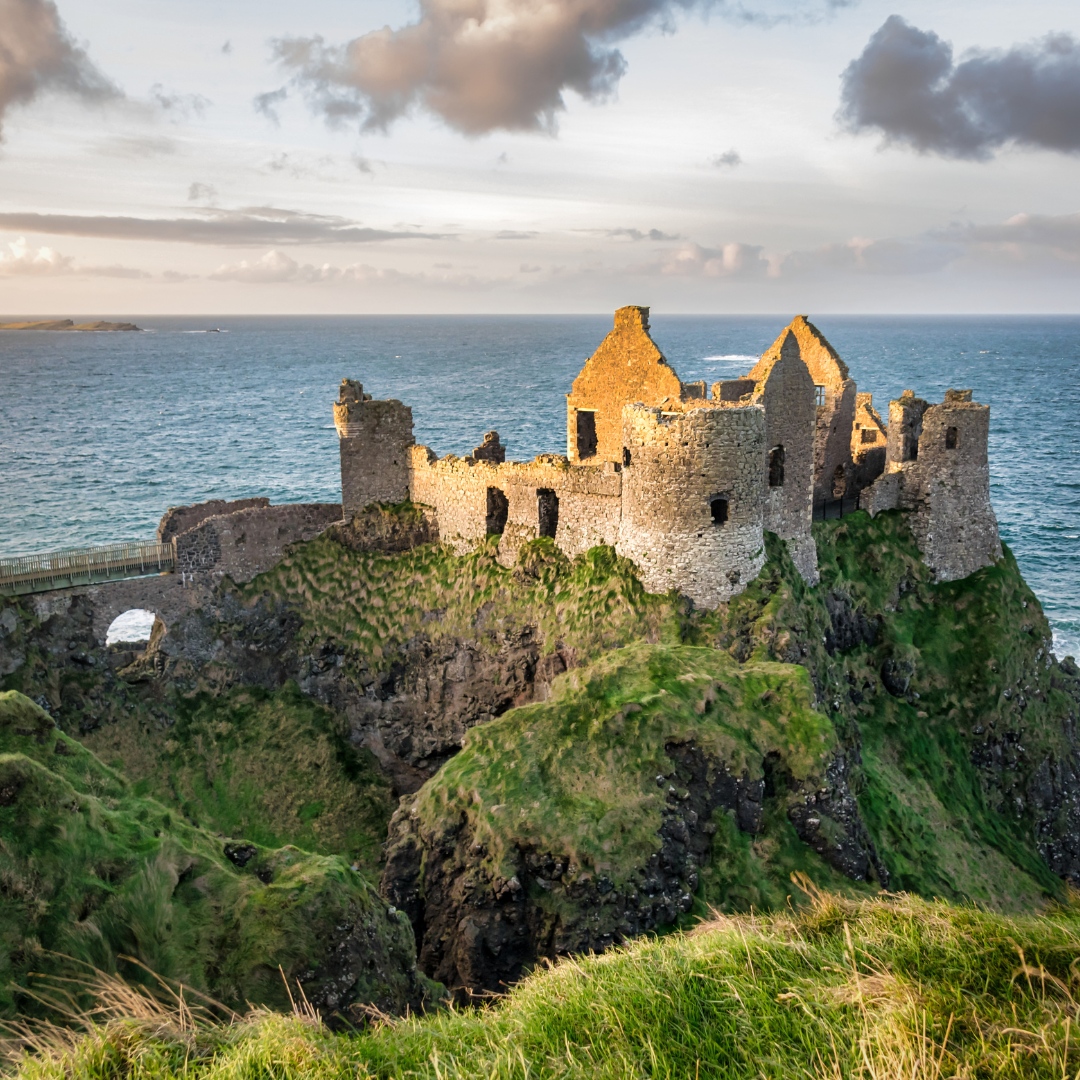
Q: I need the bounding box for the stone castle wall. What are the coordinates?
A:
[865,389,1002,582]
[566,306,684,464]
[173,502,342,581]
[158,497,270,544]
[747,331,818,583]
[408,445,622,566]
[335,380,415,519]
[616,402,765,608]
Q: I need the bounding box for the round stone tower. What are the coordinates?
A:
[616,402,766,608]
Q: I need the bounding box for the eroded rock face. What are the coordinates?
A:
[380,739,883,999]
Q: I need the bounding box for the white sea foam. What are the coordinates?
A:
[702,354,758,364]
[1052,626,1080,662]
[106,609,157,645]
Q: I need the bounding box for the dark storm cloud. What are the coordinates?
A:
[0,0,119,137]
[839,16,1080,159]
[0,206,447,245]
[266,0,855,136]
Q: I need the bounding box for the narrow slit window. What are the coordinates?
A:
[537,489,559,538]
[486,487,509,535]
[945,426,959,450]
[710,497,729,525]
[768,445,785,488]
[622,447,631,468]
[576,410,598,459]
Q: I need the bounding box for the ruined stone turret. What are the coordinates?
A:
[335,379,415,521]
[617,401,765,608]
[864,388,1002,581]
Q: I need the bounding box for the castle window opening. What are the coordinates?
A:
[814,385,826,407]
[832,464,847,498]
[486,487,509,536]
[945,426,959,450]
[575,409,598,459]
[537,489,559,538]
[710,497,729,525]
[902,434,919,461]
[622,447,631,468]
[861,427,877,443]
[768,445,785,488]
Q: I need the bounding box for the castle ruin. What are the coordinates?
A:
[336,307,1001,607]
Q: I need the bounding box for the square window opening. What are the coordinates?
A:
[710,497,729,525]
[537,488,559,538]
[575,410,598,459]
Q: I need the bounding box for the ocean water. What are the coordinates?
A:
[2,315,1078,656]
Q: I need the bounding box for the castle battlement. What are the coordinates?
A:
[335,308,1002,605]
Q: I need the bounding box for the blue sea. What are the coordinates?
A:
[2,315,1078,656]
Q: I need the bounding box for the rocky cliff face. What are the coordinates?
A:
[5,508,1080,1010]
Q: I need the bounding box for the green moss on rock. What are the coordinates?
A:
[0,691,437,1023]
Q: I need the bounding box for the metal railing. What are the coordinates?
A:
[0,540,176,597]
[813,492,862,522]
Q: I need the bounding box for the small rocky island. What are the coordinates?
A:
[0,318,141,331]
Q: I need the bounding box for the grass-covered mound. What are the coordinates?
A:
[248,536,683,675]
[80,683,393,869]
[381,642,879,995]
[0,691,435,1023]
[11,890,1080,1080]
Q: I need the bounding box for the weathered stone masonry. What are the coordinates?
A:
[337,306,1003,606]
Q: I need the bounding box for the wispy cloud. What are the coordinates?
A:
[0,206,447,245]
[0,0,120,139]
[711,149,742,167]
[839,17,1080,159]
[209,248,504,288]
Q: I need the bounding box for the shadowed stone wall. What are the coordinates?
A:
[745,330,818,584]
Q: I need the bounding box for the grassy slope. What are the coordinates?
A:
[82,684,393,869]
[13,890,1080,1080]
[248,536,684,676]
[407,642,866,903]
[0,691,424,1021]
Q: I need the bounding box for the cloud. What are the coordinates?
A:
[187,182,218,204]
[209,249,504,288]
[839,16,1080,159]
[0,0,119,138]
[0,235,148,277]
[0,206,447,245]
[254,86,288,123]
[267,0,850,136]
[711,149,742,167]
[95,134,178,158]
[150,83,211,120]
[608,227,681,241]
[779,235,959,276]
[652,240,769,277]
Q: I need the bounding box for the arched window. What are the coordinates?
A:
[105,609,158,646]
[768,445,785,488]
[710,497,729,525]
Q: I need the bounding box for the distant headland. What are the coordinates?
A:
[0,318,141,332]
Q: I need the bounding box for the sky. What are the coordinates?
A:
[0,0,1078,314]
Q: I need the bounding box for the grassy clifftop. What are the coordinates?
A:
[0,691,434,1023]
[12,890,1080,1080]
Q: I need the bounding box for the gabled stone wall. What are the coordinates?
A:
[746,330,818,584]
[565,306,684,464]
